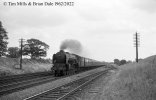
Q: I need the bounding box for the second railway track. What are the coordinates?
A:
[24,68,110,100]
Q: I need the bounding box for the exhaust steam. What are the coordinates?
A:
[60,39,82,54]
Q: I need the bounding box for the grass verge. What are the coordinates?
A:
[101,56,156,100]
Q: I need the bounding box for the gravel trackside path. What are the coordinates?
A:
[65,69,118,100]
[0,66,107,100]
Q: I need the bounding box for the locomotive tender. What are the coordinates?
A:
[52,50,103,76]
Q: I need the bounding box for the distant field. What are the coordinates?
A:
[100,55,156,100]
[0,57,52,77]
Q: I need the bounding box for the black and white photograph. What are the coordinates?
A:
[0,0,156,100]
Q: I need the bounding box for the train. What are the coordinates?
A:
[51,50,104,76]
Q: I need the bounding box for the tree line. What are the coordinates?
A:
[0,21,49,59]
[114,59,132,66]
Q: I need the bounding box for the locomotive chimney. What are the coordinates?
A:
[60,49,64,52]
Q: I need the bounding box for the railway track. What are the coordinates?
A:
[0,71,56,96]
[0,71,53,85]
[0,72,81,96]
[0,66,105,96]
[0,65,103,86]
[0,75,57,96]
[24,69,109,100]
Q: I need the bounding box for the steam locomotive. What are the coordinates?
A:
[51,50,104,76]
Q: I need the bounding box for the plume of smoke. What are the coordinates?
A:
[60,39,82,54]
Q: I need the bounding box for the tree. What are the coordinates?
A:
[114,59,120,65]
[0,21,8,56]
[120,59,127,65]
[7,47,20,58]
[23,38,49,59]
[127,60,132,63]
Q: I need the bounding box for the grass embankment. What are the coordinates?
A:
[102,55,156,100]
[0,57,52,77]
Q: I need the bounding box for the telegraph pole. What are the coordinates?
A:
[19,38,25,69]
[134,32,140,63]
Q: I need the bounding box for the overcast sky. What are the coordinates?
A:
[0,0,156,62]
